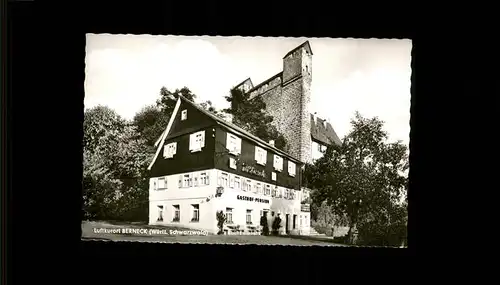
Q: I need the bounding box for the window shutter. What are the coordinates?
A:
[172,142,177,155]
[163,145,168,158]
[226,133,231,151]
[189,134,194,151]
[178,175,182,188]
[189,174,193,187]
[237,138,242,154]
[254,146,259,161]
[194,173,199,187]
[200,131,205,148]
[229,175,234,188]
[206,172,210,185]
[217,171,222,186]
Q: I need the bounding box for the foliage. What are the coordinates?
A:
[357,202,407,246]
[223,88,288,152]
[271,216,282,235]
[133,87,196,150]
[216,210,226,235]
[83,106,150,221]
[304,111,408,245]
[200,100,226,119]
[260,214,269,236]
[84,86,227,223]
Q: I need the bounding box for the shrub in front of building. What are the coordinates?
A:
[271,215,282,236]
[260,215,269,236]
[216,211,226,235]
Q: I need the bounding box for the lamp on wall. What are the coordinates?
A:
[215,187,224,197]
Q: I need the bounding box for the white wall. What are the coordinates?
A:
[311,140,327,161]
[149,169,218,233]
[149,169,309,234]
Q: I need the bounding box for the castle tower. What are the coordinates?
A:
[240,41,320,165]
[281,42,313,164]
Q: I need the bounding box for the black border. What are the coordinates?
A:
[7,1,463,282]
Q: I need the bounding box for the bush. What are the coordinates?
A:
[260,215,269,236]
[271,216,282,235]
[357,221,407,247]
[216,211,226,235]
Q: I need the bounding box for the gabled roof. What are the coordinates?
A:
[283,41,313,59]
[310,114,342,146]
[148,98,182,170]
[179,96,302,164]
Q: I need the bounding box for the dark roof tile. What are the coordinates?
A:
[310,114,342,146]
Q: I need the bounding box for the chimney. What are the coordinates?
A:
[269,140,275,146]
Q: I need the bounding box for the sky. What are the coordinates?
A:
[85,35,412,146]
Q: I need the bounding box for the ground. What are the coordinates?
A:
[81,220,346,246]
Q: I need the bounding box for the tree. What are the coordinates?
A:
[200,100,226,119]
[133,87,197,149]
[83,106,150,221]
[133,87,223,149]
[223,88,288,152]
[133,105,168,149]
[304,111,408,245]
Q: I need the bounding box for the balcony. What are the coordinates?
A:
[300,204,310,212]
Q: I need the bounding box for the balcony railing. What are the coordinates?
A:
[300,204,310,212]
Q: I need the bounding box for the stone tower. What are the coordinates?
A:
[235,41,340,165]
[281,42,312,164]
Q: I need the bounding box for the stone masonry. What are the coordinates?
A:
[236,42,314,164]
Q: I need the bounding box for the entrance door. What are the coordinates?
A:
[293,215,297,229]
[285,214,290,234]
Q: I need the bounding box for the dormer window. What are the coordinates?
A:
[288,161,296,177]
[157,177,167,190]
[273,155,283,172]
[189,131,205,152]
[226,133,242,155]
[181,109,188,121]
[255,146,267,166]
[163,142,177,159]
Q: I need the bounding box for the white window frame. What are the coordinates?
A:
[271,172,277,181]
[265,184,271,196]
[163,142,177,159]
[199,172,209,186]
[244,179,252,192]
[219,172,229,187]
[189,131,205,153]
[225,208,233,224]
[226,133,242,155]
[157,205,164,221]
[234,176,241,190]
[229,157,237,169]
[181,109,188,120]
[273,155,283,172]
[288,161,296,177]
[256,183,262,194]
[157,177,167,190]
[254,146,267,166]
[192,204,199,222]
[246,209,252,224]
[173,205,180,222]
[182,174,193,188]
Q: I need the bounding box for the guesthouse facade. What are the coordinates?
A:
[147,95,311,235]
